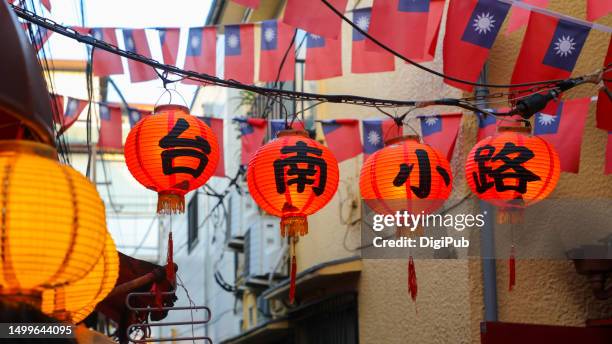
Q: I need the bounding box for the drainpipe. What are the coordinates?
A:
[475,66,498,322]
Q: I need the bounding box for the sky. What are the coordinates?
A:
[39,0,214,105]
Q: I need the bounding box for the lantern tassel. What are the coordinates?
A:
[280,215,308,237]
[289,237,297,304]
[509,245,516,292]
[167,232,175,287]
[408,256,418,302]
[157,193,185,215]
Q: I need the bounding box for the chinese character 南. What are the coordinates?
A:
[159,118,211,178]
[472,142,541,194]
[273,141,327,195]
[392,149,451,199]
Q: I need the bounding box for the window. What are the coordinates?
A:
[187,194,198,253]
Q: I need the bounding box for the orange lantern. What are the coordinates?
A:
[41,231,119,323]
[0,140,107,307]
[360,135,453,215]
[465,126,560,222]
[247,130,339,303]
[124,105,219,214]
[359,135,452,302]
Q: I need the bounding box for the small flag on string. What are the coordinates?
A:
[320,119,362,162]
[127,108,151,128]
[367,0,431,60]
[183,27,217,85]
[420,114,462,160]
[587,0,612,22]
[505,0,549,35]
[122,29,157,83]
[305,33,342,80]
[475,108,510,141]
[50,94,64,125]
[511,12,591,116]
[231,0,259,9]
[40,0,51,11]
[199,116,225,177]
[443,0,511,91]
[158,28,180,66]
[351,8,394,74]
[282,0,347,39]
[597,37,612,131]
[59,97,88,134]
[534,98,590,173]
[362,118,399,160]
[224,24,254,84]
[259,20,295,82]
[606,132,612,175]
[270,119,305,138]
[32,26,53,52]
[411,0,445,63]
[97,104,123,150]
[90,28,124,77]
[234,118,267,165]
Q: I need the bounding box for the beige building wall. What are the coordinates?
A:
[290,0,612,343]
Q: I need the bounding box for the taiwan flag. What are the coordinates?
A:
[234,118,267,165]
[606,132,612,175]
[90,28,124,77]
[587,0,612,21]
[305,33,342,80]
[367,0,430,60]
[534,98,590,173]
[320,119,362,162]
[420,114,462,160]
[58,97,88,134]
[32,26,52,52]
[282,0,347,39]
[97,104,123,150]
[505,0,549,35]
[351,8,394,74]
[596,37,612,131]
[158,28,180,66]
[225,24,254,84]
[199,116,225,177]
[443,0,511,91]
[50,94,64,125]
[511,12,590,115]
[362,118,399,160]
[411,0,445,63]
[127,108,151,128]
[231,0,259,8]
[122,29,157,83]
[183,27,217,85]
[270,119,305,138]
[475,107,510,141]
[259,20,295,82]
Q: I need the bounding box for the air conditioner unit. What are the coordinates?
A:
[228,190,258,239]
[245,216,283,279]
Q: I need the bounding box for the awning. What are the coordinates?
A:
[262,256,362,301]
[220,317,291,344]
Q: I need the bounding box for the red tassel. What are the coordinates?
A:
[152,283,163,310]
[509,245,516,292]
[166,232,175,287]
[408,256,417,302]
[289,255,297,304]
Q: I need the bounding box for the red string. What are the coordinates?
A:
[408,256,417,302]
[289,237,297,304]
[509,245,516,292]
[151,283,163,310]
[166,232,175,287]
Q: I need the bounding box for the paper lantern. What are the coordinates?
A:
[360,135,453,215]
[41,232,119,323]
[0,140,107,307]
[124,105,219,214]
[465,126,560,222]
[247,130,339,303]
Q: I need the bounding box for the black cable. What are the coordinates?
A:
[320,0,568,89]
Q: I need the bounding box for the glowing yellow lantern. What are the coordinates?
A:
[41,232,119,322]
[0,140,107,307]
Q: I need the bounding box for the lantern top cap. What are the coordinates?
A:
[385,135,420,146]
[277,129,309,138]
[154,104,190,115]
[497,126,531,134]
[0,140,58,160]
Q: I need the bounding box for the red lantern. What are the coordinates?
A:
[247,130,339,303]
[465,126,560,221]
[360,135,453,215]
[124,105,219,214]
[359,135,453,302]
